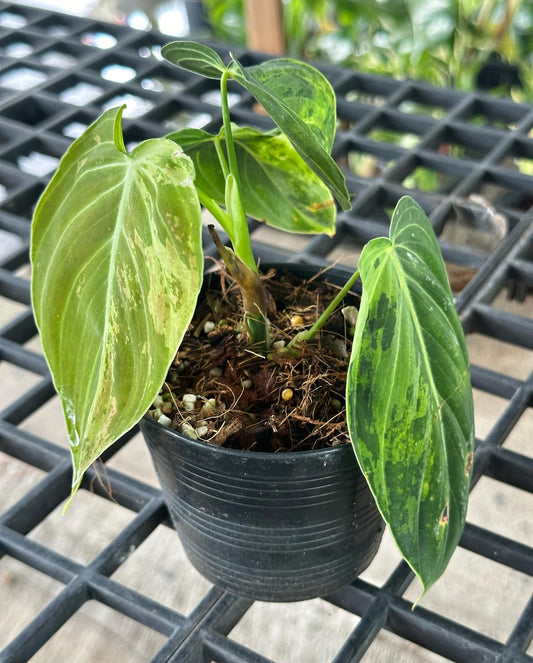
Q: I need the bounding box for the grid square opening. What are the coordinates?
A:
[0,34,45,59]
[427,125,499,161]
[440,198,508,255]
[0,361,42,412]
[402,165,462,194]
[47,108,100,141]
[111,523,213,615]
[467,333,533,381]
[1,95,65,126]
[504,406,533,458]
[403,547,533,642]
[0,555,63,651]
[462,98,528,130]
[396,98,450,119]
[30,12,88,38]
[18,393,68,445]
[0,451,45,512]
[0,135,68,178]
[145,98,214,130]
[1,181,45,217]
[27,488,138,565]
[500,137,533,176]
[0,294,28,324]
[35,41,94,69]
[467,475,532,548]
[0,8,33,30]
[138,64,188,95]
[362,628,453,662]
[470,173,533,214]
[28,599,167,663]
[229,597,360,663]
[365,125,422,149]
[472,389,509,441]
[341,147,397,179]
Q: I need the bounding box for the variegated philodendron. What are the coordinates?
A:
[31,41,474,599]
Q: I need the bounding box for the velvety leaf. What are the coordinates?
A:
[167,126,336,235]
[31,106,204,496]
[346,196,475,596]
[162,41,227,79]
[228,57,351,211]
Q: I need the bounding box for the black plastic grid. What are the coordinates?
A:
[0,3,531,662]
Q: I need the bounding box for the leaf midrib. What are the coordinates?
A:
[390,244,450,576]
[80,156,135,442]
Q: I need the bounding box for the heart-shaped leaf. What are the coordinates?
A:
[162,41,227,79]
[167,126,336,235]
[31,106,204,497]
[229,57,351,210]
[347,196,475,597]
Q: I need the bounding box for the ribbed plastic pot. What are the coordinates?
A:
[140,263,385,602]
[141,414,384,602]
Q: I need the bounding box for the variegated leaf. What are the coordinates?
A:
[229,56,351,210]
[31,106,203,497]
[347,196,475,596]
[167,126,336,235]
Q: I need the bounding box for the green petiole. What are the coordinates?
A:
[288,269,360,349]
[220,70,256,273]
[197,188,234,240]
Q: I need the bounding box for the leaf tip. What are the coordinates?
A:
[411,588,425,611]
[63,475,82,514]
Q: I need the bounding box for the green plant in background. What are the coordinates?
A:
[31,41,474,600]
[202,0,533,98]
[201,0,245,44]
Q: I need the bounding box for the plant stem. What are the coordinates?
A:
[214,136,229,179]
[208,225,270,354]
[220,70,256,272]
[288,269,360,348]
[197,188,234,240]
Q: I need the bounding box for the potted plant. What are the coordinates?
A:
[30,41,475,603]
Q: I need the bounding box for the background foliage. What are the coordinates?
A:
[200,0,533,99]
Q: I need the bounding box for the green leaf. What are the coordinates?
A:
[31,106,204,497]
[167,126,336,235]
[162,40,227,79]
[346,196,475,597]
[228,57,351,210]
[234,58,337,151]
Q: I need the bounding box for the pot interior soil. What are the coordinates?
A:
[148,265,359,453]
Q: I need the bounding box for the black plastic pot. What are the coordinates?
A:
[140,264,385,602]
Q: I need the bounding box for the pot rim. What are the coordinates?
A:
[140,413,355,461]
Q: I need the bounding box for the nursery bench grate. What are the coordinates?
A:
[0,4,531,662]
